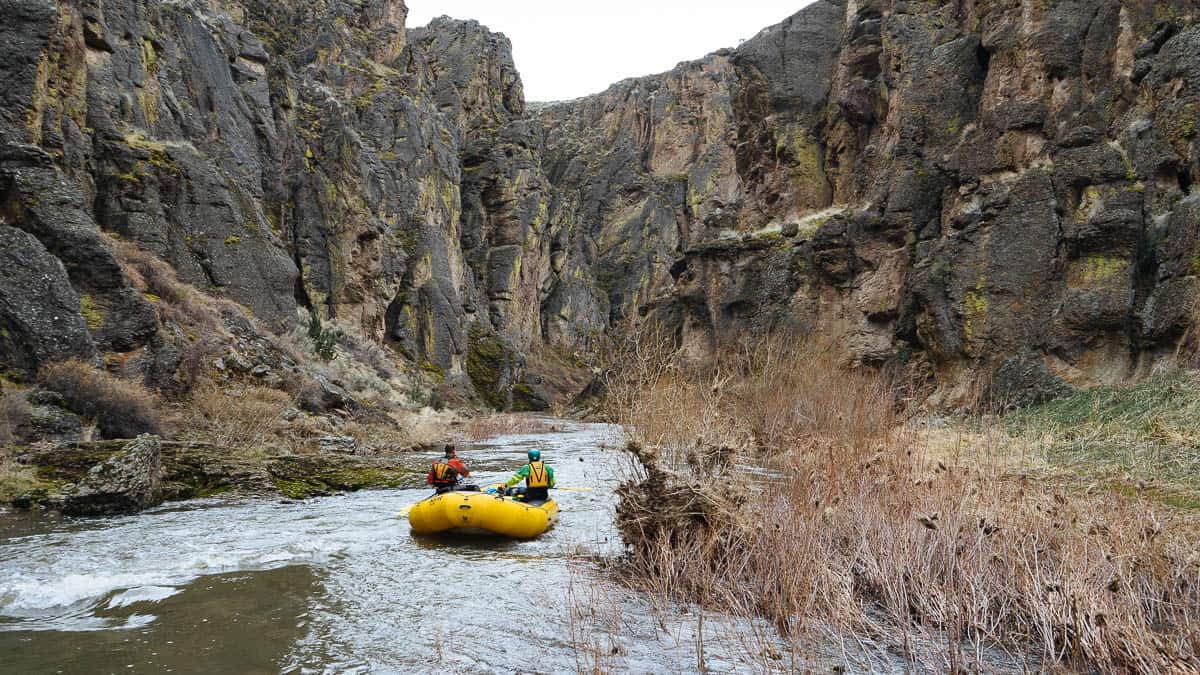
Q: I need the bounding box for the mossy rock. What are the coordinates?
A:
[466,325,511,410]
[267,455,420,499]
[270,467,414,499]
[1,478,55,506]
[511,382,550,412]
[420,360,445,382]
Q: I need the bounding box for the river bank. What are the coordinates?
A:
[0,402,561,515]
[606,336,1200,672]
[6,437,428,512]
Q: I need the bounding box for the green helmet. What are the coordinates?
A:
[528,449,541,462]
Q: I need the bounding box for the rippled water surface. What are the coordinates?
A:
[4,421,881,674]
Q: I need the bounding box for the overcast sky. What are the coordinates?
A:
[406,1,815,102]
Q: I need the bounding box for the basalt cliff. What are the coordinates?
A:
[1,0,1198,409]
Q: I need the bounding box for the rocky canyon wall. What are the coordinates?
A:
[1,0,1197,408]
[541,0,1200,404]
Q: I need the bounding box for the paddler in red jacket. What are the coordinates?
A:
[427,445,472,493]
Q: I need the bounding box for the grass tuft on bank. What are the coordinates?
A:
[1006,373,1200,507]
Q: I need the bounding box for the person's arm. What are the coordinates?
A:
[503,465,530,488]
[450,458,469,477]
[426,469,434,485]
[547,466,556,488]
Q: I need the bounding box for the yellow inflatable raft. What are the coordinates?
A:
[408,491,559,539]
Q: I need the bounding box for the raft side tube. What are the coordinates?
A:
[409,492,559,539]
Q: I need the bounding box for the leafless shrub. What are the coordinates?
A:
[40,359,162,439]
[393,408,456,447]
[173,382,293,452]
[610,329,1200,672]
[458,414,556,441]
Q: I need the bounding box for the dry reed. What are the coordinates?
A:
[609,331,1200,672]
[457,413,557,441]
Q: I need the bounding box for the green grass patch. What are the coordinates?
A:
[1006,373,1200,507]
[79,293,105,330]
[0,463,55,504]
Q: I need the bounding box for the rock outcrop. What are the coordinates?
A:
[0,0,1197,407]
[17,437,425,511]
[0,225,95,371]
[60,434,162,516]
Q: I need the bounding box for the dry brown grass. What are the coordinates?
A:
[610,332,1200,672]
[21,236,450,462]
[168,379,456,456]
[105,234,234,335]
[457,413,557,441]
[106,234,274,397]
[393,408,457,447]
[172,382,294,453]
[0,389,40,501]
[0,389,31,446]
[40,359,162,439]
[337,408,456,453]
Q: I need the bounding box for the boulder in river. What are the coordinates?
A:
[61,435,163,516]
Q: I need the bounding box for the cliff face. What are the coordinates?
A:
[0,0,556,405]
[542,0,1200,403]
[1,0,1197,407]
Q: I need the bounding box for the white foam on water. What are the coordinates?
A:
[1,420,663,667]
[1,572,177,612]
[0,493,403,624]
[106,585,180,609]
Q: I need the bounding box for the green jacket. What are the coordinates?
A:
[504,463,556,489]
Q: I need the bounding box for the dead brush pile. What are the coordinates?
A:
[608,333,1200,672]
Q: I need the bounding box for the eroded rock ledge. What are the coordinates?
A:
[15,437,426,514]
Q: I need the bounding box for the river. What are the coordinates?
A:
[1,420,893,674]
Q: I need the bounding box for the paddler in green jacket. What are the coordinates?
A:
[501,449,555,503]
